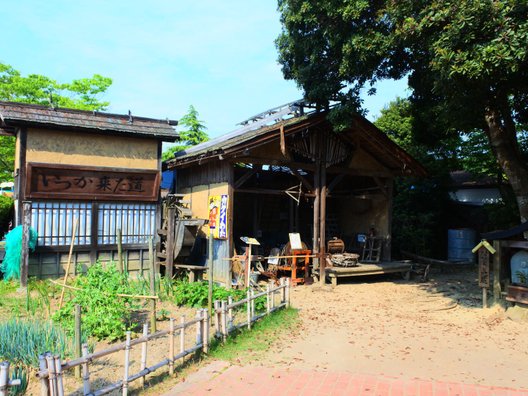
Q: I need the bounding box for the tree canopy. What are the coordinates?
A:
[162,105,209,161]
[277,0,528,222]
[0,63,112,181]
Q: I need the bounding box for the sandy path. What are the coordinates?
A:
[258,270,528,389]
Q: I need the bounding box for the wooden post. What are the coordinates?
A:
[246,289,251,329]
[195,310,202,345]
[319,151,327,286]
[117,228,123,273]
[202,309,209,354]
[220,301,227,342]
[54,356,64,396]
[0,362,9,396]
[286,278,291,308]
[227,296,233,330]
[81,344,91,395]
[250,289,255,320]
[39,354,50,396]
[148,238,157,332]
[213,300,220,338]
[313,157,321,275]
[169,318,175,375]
[58,217,79,309]
[208,233,214,320]
[280,277,285,305]
[19,201,31,289]
[266,283,271,315]
[246,244,252,287]
[180,315,185,365]
[140,323,148,387]
[492,240,502,303]
[74,304,82,378]
[166,207,176,280]
[122,331,131,396]
[46,354,57,396]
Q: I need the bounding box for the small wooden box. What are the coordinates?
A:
[506,285,528,304]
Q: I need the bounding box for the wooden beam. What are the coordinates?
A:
[327,174,345,194]
[235,187,315,197]
[234,167,259,189]
[232,157,394,177]
[289,168,314,192]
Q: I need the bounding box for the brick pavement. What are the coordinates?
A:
[165,363,528,396]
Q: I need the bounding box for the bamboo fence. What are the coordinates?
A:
[0,362,22,396]
[37,278,291,396]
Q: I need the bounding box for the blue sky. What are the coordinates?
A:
[1,1,408,139]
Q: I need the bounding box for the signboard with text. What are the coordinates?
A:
[208,194,228,239]
[26,163,160,201]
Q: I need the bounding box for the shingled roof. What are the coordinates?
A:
[0,101,179,141]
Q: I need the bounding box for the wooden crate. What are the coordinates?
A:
[506,285,528,304]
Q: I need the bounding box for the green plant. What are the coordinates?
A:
[0,319,73,368]
[173,281,247,308]
[157,308,170,321]
[173,281,269,313]
[53,262,139,341]
[8,365,28,396]
[516,271,528,285]
[0,195,13,239]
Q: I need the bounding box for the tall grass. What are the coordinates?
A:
[0,319,74,368]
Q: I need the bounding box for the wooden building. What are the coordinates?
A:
[0,101,178,277]
[166,102,425,285]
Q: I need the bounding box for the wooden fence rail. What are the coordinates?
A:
[37,277,291,396]
[38,309,209,396]
[214,277,291,341]
[0,362,22,396]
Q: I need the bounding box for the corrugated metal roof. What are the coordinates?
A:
[0,101,179,141]
[168,109,426,177]
[174,113,311,159]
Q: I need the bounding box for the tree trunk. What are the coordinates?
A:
[484,104,528,225]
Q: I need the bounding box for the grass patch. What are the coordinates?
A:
[208,307,299,363]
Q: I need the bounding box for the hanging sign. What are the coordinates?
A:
[208,194,228,239]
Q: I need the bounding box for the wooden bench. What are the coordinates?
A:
[174,264,208,282]
[325,261,412,287]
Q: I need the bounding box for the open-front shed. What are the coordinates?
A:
[0,101,178,278]
[166,102,425,285]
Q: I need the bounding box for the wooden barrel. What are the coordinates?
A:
[327,238,345,254]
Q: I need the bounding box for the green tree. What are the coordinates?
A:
[277,0,528,222]
[0,63,112,181]
[162,105,209,160]
[375,98,454,257]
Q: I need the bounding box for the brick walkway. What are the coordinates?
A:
[166,363,528,396]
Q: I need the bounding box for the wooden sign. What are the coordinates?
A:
[478,248,490,288]
[26,163,160,201]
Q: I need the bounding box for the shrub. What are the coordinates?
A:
[0,195,13,239]
[173,281,266,312]
[0,319,73,368]
[53,262,139,341]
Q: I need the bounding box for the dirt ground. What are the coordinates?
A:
[24,268,528,394]
[257,268,528,389]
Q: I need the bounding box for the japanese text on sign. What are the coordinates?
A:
[208,194,228,239]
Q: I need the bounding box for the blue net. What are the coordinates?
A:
[1,226,38,281]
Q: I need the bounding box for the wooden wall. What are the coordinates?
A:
[25,128,159,170]
[28,248,152,279]
[177,162,234,285]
